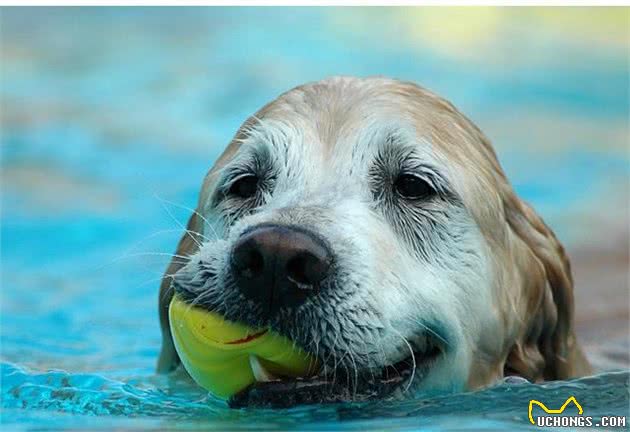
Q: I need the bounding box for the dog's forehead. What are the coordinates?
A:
[256,77,434,157]
[248,77,496,174]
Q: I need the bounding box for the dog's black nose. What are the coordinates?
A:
[231,224,331,312]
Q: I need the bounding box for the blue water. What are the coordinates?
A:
[2,363,628,431]
[1,8,629,431]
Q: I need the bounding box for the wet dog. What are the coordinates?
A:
[157,76,591,407]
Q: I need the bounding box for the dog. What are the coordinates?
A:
[157,76,591,407]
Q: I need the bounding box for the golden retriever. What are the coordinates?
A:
[157,76,591,407]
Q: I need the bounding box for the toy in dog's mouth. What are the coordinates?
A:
[169,296,444,408]
[168,295,320,399]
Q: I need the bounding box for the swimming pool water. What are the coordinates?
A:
[1,7,628,431]
[2,363,628,431]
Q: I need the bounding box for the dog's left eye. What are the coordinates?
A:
[228,175,259,199]
[394,174,435,200]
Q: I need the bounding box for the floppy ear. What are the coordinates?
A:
[503,195,591,381]
[156,211,204,373]
[155,151,232,373]
[155,126,253,373]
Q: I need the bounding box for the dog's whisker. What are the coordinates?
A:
[153,194,222,242]
[348,350,359,398]
[407,318,450,349]
[155,194,203,249]
[391,328,417,393]
[181,289,214,320]
[114,251,192,262]
[92,230,196,274]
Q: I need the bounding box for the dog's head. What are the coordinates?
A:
[158,77,589,405]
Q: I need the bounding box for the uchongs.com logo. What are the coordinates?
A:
[528,396,627,428]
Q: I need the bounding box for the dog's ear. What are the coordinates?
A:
[503,195,590,381]
[155,124,254,373]
[156,211,204,373]
[155,164,232,374]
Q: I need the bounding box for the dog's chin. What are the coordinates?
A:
[228,335,444,409]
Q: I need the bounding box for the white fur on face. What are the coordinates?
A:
[175,79,502,396]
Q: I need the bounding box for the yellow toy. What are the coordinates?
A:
[169,295,318,399]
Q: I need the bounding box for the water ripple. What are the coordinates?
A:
[2,362,628,431]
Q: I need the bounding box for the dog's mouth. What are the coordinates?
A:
[172,277,446,407]
[229,333,444,408]
[381,335,443,382]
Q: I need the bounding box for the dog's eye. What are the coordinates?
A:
[394,174,435,200]
[228,175,259,199]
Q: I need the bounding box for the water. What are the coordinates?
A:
[2,363,628,431]
[1,7,628,431]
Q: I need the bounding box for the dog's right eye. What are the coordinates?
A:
[228,175,259,199]
[394,173,435,201]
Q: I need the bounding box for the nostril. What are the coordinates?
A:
[243,249,264,279]
[286,252,329,287]
[233,243,265,279]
